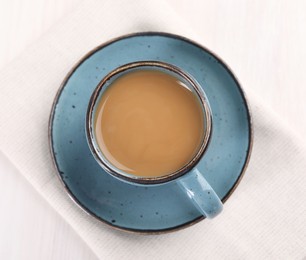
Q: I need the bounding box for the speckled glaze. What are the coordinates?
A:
[49,32,252,233]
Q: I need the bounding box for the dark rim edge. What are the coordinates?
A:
[48,31,253,235]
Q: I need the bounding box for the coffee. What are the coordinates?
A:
[94,70,204,177]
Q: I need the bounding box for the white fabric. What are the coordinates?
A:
[0,0,305,259]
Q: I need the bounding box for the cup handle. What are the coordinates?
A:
[177,168,223,218]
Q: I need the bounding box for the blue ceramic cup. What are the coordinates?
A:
[86,61,223,218]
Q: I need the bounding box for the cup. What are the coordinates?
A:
[86,61,223,218]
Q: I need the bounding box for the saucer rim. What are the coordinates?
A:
[48,31,253,234]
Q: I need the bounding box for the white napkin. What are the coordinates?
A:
[0,0,305,259]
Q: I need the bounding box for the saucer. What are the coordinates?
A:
[49,32,252,233]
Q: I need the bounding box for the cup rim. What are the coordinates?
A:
[86,61,212,184]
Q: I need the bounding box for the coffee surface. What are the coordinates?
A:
[94,70,204,177]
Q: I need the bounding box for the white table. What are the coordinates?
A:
[0,0,305,259]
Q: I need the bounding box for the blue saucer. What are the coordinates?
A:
[49,32,252,233]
